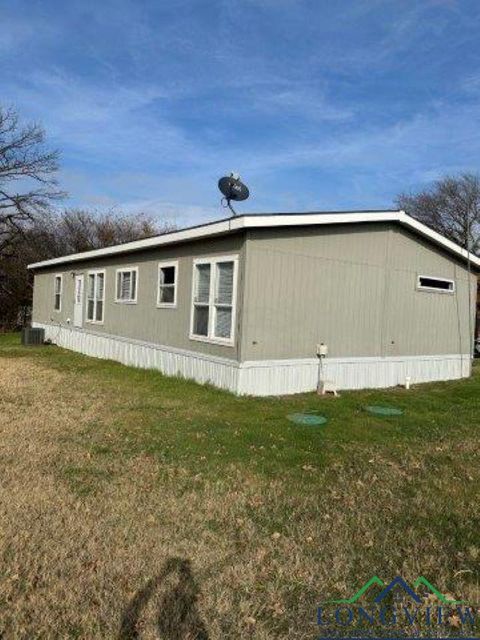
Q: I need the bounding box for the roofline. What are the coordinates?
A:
[27,210,480,271]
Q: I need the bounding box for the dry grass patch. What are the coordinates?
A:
[0,349,479,638]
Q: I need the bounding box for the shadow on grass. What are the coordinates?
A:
[118,557,209,639]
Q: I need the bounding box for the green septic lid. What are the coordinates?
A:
[365,405,404,416]
[287,413,328,426]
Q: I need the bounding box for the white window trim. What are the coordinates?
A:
[189,254,239,347]
[53,274,63,312]
[86,269,106,324]
[115,266,139,304]
[157,260,178,308]
[417,274,455,294]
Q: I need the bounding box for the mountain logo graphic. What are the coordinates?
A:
[325,575,465,605]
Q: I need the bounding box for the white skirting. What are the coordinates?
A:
[34,322,240,392]
[237,354,471,395]
[33,323,471,396]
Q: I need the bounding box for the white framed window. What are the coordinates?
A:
[190,255,238,346]
[87,270,106,323]
[417,275,455,294]
[115,267,138,304]
[53,274,63,312]
[157,261,178,308]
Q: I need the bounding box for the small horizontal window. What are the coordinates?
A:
[417,275,455,293]
[116,268,138,303]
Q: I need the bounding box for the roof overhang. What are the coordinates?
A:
[27,210,480,272]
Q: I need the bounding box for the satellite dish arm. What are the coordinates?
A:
[221,197,238,216]
[227,200,237,216]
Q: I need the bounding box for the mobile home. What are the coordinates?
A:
[29,210,480,396]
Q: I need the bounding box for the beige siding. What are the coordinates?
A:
[32,234,245,360]
[240,223,476,361]
[33,270,75,329]
[32,222,477,368]
[383,226,474,357]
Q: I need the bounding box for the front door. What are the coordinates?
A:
[74,275,84,328]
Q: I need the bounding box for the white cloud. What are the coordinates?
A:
[251,86,354,122]
[3,69,201,169]
[2,0,480,223]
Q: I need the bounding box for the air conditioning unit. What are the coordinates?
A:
[21,327,45,346]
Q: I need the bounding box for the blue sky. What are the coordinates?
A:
[2,0,480,226]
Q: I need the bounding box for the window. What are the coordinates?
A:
[157,261,178,307]
[190,256,238,345]
[53,275,63,311]
[417,275,455,293]
[116,267,138,303]
[87,271,105,323]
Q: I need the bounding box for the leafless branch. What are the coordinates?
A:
[396,173,480,255]
[0,105,65,258]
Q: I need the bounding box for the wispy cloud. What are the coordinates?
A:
[1,0,480,220]
[250,86,354,122]
[4,69,196,166]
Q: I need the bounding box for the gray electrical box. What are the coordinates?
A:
[21,327,45,346]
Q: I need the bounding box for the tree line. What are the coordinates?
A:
[0,104,479,331]
[0,106,171,329]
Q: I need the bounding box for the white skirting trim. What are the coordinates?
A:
[237,354,472,395]
[33,323,472,396]
[34,322,240,393]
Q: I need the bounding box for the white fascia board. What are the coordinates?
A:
[241,211,400,229]
[27,209,480,270]
[27,218,243,269]
[26,211,400,269]
[398,212,480,269]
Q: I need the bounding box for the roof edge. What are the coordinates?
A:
[27,209,480,271]
[397,211,480,271]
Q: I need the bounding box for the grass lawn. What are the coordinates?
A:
[0,332,479,638]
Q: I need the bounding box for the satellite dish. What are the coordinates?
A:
[218,173,249,215]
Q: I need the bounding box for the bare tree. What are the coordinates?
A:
[397,173,480,347]
[396,174,480,255]
[0,208,174,330]
[0,105,63,258]
[53,208,167,255]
